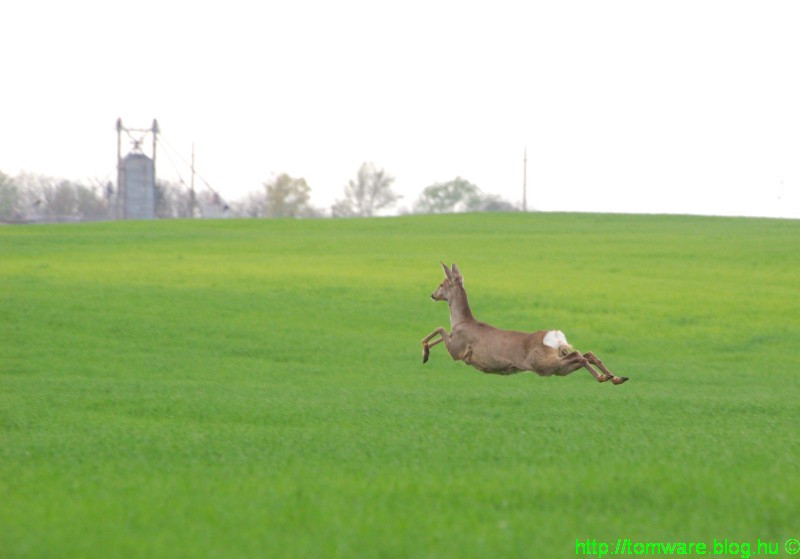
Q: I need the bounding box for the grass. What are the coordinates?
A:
[1,213,799,558]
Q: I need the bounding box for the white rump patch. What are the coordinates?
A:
[543,330,569,349]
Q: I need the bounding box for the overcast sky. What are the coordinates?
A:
[2,0,799,217]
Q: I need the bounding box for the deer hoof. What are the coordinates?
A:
[598,375,612,383]
[611,376,629,385]
[422,345,430,364]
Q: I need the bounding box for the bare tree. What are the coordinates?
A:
[0,171,21,222]
[332,162,399,217]
[75,182,109,220]
[230,191,267,218]
[155,181,194,218]
[1,173,111,222]
[15,174,79,221]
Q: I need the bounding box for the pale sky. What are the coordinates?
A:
[2,0,799,218]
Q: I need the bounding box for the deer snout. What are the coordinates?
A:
[430,286,447,301]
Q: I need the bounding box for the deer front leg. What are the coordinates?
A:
[421,327,449,363]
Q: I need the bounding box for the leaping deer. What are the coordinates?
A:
[421,263,629,384]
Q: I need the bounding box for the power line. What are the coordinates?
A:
[156,141,188,187]
[157,133,225,202]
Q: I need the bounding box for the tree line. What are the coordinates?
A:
[0,163,517,223]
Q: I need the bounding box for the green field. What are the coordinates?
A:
[2,213,799,558]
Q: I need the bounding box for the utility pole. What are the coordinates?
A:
[522,147,528,212]
[190,143,196,218]
[116,118,123,219]
[151,119,159,196]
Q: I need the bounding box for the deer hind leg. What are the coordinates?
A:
[583,352,629,385]
[555,351,613,383]
[421,327,449,363]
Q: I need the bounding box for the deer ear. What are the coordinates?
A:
[440,261,453,279]
[451,263,462,281]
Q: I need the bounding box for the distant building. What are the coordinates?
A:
[116,118,158,220]
[118,151,155,219]
[197,192,228,218]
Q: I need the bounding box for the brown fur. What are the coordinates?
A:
[421,263,629,385]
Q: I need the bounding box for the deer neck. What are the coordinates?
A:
[448,286,475,327]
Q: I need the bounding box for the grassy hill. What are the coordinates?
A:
[2,213,798,558]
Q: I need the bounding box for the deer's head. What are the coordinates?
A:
[431,262,463,301]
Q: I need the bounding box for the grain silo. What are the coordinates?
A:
[120,152,155,219]
[116,118,158,220]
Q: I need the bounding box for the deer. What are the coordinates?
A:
[421,263,629,384]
